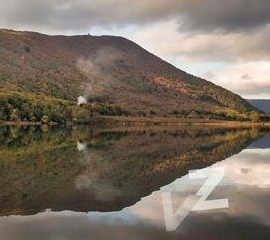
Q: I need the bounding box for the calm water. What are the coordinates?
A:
[0,125,270,239]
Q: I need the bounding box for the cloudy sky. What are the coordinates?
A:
[0,0,269,99]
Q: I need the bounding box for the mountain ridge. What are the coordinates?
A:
[0,29,261,122]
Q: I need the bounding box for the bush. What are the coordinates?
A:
[250,111,261,122]
[41,115,49,124]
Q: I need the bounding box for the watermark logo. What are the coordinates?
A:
[162,167,229,231]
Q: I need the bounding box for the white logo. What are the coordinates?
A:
[162,167,229,231]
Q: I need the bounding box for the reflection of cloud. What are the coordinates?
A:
[1,146,270,238]
[126,192,165,228]
[213,148,270,188]
[127,147,270,230]
[0,211,172,240]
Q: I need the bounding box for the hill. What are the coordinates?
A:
[0,29,260,122]
[247,99,270,114]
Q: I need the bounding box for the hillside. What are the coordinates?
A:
[247,99,270,113]
[0,29,260,122]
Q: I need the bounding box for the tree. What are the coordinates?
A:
[188,110,200,119]
[10,109,20,121]
[33,105,44,121]
[21,103,32,121]
[250,111,261,122]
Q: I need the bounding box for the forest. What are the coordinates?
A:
[0,90,126,124]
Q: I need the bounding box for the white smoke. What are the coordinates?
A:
[76,47,123,97]
[77,96,87,106]
[77,141,87,151]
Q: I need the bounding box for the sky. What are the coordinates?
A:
[0,0,270,99]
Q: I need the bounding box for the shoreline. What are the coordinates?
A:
[0,121,58,126]
[0,116,269,127]
[98,116,270,127]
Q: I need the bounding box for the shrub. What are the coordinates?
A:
[250,111,261,122]
[41,115,49,124]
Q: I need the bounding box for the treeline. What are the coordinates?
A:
[0,92,268,124]
[0,93,127,124]
[167,109,268,122]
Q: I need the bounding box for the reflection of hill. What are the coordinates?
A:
[247,135,270,149]
[0,125,268,216]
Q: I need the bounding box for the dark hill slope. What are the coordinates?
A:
[0,29,258,119]
[247,99,270,113]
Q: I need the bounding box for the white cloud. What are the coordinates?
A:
[131,21,270,62]
[212,61,270,98]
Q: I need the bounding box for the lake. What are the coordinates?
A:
[0,125,269,239]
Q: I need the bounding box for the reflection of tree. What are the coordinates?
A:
[0,125,268,216]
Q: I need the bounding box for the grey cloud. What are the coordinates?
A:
[203,71,215,79]
[177,0,270,33]
[241,74,253,80]
[0,0,270,33]
[217,78,270,97]
[170,24,270,62]
[238,85,270,96]
[0,0,177,32]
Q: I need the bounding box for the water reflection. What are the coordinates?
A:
[0,125,269,239]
